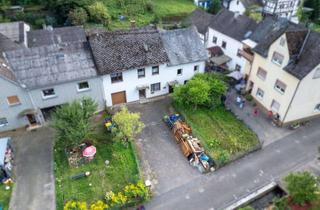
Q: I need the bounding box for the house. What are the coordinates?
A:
[194,0,212,9]
[205,9,258,73]
[89,27,208,106]
[224,0,263,15]
[262,0,300,23]
[0,26,105,132]
[244,17,320,125]
[0,21,30,47]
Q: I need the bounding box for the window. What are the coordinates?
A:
[177,69,183,76]
[194,65,199,72]
[271,100,280,112]
[271,52,284,65]
[313,67,320,79]
[274,79,287,94]
[77,81,90,91]
[42,88,56,98]
[280,37,286,46]
[110,72,123,83]
[184,80,188,84]
[212,36,217,44]
[256,88,264,100]
[150,83,160,93]
[137,68,145,78]
[0,118,8,127]
[7,95,20,105]
[152,66,159,75]
[222,41,227,49]
[237,0,240,4]
[315,104,320,112]
[257,67,267,80]
[237,49,242,57]
[235,64,241,71]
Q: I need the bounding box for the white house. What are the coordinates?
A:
[225,0,263,15]
[262,0,300,23]
[89,27,208,106]
[194,0,212,9]
[205,9,257,73]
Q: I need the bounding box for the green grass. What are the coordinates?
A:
[54,115,140,210]
[0,185,12,210]
[175,105,260,166]
[102,0,196,29]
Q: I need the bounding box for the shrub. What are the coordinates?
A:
[145,0,154,12]
[273,197,289,210]
[68,7,88,25]
[87,2,110,26]
[64,201,87,210]
[284,171,318,205]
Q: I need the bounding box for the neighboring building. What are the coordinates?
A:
[89,27,208,106]
[206,9,257,73]
[194,0,212,9]
[262,0,300,23]
[224,0,263,15]
[0,21,30,47]
[244,17,320,125]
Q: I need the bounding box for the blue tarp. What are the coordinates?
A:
[0,137,9,166]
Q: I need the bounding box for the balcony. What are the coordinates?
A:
[240,49,254,62]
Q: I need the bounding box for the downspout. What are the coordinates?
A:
[282,79,301,125]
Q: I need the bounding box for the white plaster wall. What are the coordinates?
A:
[207,28,247,73]
[229,0,246,15]
[103,61,206,106]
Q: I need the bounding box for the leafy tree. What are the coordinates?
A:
[51,97,97,148]
[173,77,211,109]
[87,1,110,26]
[68,7,88,25]
[208,0,221,14]
[305,0,320,23]
[245,5,263,22]
[112,106,145,144]
[284,171,318,205]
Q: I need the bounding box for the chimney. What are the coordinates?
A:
[234,12,240,19]
[130,20,136,28]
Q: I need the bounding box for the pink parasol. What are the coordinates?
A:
[82,146,97,157]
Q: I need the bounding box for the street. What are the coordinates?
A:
[146,118,320,210]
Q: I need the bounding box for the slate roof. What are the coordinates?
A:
[284,31,320,80]
[5,42,97,89]
[27,26,87,48]
[0,33,23,53]
[0,21,27,44]
[209,9,258,42]
[251,17,305,57]
[185,9,215,35]
[160,27,208,66]
[88,28,169,75]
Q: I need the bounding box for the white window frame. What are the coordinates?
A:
[152,66,159,75]
[137,68,145,78]
[274,79,286,94]
[271,51,284,66]
[150,82,161,93]
[257,67,267,81]
[0,118,8,127]
[77,81,90,92]
[42,88,56,99]
[271,100,280,112]
[256,88,264,100]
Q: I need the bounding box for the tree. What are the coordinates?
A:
[208,0,221,14]
[284,172,318,205]
[112,106,145,143]
[87,2,110,26]
[244,5,263,22]
[68,7,88,25]
[51,97,97,148]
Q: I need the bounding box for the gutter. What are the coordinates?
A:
[282,79,301,125]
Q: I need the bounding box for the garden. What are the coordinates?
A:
[173,73,260,166]
[53,98,148,209]
[0,186,11,210]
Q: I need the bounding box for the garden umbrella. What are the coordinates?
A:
[227,71,243,80]
[82,146,97,157]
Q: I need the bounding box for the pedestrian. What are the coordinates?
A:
[253,107,258,116]
[267,110,273,119]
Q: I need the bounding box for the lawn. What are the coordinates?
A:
[0,186,11,210]
[54,114,140,209]
[101,0,196,29]
[175,104,260,166]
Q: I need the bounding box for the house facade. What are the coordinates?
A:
[262,0,300,23]
[225,0,263,15]
[194,0,212,9]
[244,17,320,125]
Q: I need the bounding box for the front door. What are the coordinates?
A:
[139,89,146,99]
[26,114,37,125]
[169,85,174,94]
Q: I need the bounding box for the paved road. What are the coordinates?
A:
[146,119,320,210]
[7,128,55,210]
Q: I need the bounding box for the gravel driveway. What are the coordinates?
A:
[128,97,201,196]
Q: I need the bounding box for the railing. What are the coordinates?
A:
[240,50,254,62]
